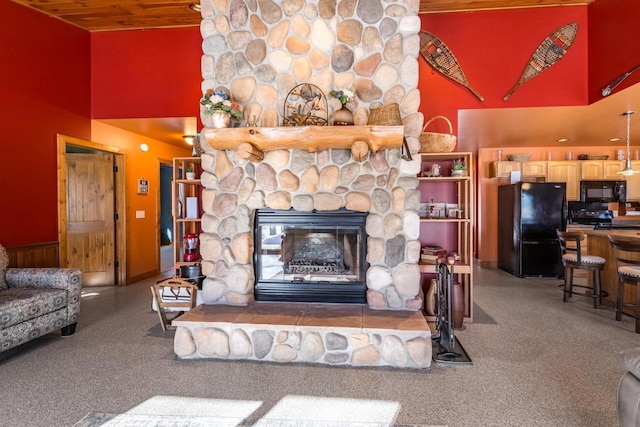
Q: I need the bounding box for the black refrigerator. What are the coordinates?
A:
[498,182,566,278]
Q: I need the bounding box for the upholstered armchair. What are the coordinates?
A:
[0,244,82,353]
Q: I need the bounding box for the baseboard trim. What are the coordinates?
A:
[127,270,160,285]
[475,259,498,269]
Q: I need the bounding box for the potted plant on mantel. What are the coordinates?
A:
[451,159,467,176]
[200,88,244,129]
[185,167,196,180]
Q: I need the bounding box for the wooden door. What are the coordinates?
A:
[66,153,116,286]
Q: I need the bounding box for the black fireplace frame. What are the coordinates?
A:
[253,208,368,304]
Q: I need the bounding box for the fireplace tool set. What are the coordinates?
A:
[432,256,472,365]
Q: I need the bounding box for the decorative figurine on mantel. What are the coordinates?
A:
[282,83,328,126]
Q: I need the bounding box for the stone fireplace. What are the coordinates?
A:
[171,0,431,368]
[198,147,423,309]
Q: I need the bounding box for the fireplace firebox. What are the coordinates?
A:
[253,208,368,303]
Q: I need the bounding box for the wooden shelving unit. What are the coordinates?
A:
[172,157,202,275]
[419,152,474,322]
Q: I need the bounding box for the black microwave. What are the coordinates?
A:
[580,180,626,203]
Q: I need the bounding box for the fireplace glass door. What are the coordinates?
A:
[254,208,368,303]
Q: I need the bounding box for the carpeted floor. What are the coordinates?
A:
[1,266,638,426]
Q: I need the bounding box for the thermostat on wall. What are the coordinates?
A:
[137,178,149,195]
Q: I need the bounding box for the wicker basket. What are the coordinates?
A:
[367,103,402,126]
[192,135,204,156]
[419,116,457,153]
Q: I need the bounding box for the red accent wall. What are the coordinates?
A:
[91,28,202,119]
[419,7,589,144]
[588,0,640,103]
[0,0,91,246]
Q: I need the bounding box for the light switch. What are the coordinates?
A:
[136,210,145,219]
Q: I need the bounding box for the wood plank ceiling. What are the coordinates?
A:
[10,0,593,32]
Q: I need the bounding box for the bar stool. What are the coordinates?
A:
[556,230,607,308]
[608,235,640,334]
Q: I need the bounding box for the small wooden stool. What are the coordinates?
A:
[557,230,607,309]
[150,278,198,331]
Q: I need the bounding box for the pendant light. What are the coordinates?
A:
[617,111,638,176]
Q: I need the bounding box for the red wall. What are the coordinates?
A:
[588,0,640,103]
[91,27,202,119]
[0,0,91,246]
[418,7,589,146]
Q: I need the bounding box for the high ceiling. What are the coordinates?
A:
[16,0,636,152]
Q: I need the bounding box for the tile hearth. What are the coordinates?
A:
[173,302,432,369]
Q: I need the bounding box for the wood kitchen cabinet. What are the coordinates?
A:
[581,160,624,179]
[580,160,602,180]
[489,161,520,178]
[603,160,624,179]
[522,161,547,177]
[625,161,640,201]
[547,161,580,200]
[489,160,625,201]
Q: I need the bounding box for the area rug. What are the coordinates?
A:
[74,395,446,427]
[74,412,444,427]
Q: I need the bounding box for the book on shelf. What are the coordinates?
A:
[422,246,446,255]
[420,248,447,264]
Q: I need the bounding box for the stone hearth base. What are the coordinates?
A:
[173,302,431,369]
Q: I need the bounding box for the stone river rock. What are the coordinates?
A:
[301,332,324,361]
[195,327,230,357]
[230,329,253,357]
[174,328,196,357]
[352,345,381,365]
[382,335,407,366]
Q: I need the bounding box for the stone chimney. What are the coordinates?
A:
[199,0,423,141]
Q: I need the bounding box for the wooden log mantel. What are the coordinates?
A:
[203,125,404,154]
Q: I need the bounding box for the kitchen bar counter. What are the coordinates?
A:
[584,229,640,307]
[612,215,640,227]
